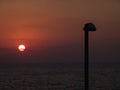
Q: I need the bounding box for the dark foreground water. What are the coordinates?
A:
[0,62,120,90]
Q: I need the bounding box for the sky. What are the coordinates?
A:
[0,0,120,63]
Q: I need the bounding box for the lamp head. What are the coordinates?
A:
[83,23,96,31]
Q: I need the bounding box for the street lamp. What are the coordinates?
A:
[83,23,96,90]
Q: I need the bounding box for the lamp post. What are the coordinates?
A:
[83,23,96,90]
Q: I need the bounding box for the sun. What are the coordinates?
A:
[18,44,26,51]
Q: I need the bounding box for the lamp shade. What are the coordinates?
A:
[83,23,96,31]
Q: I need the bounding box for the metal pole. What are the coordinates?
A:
[83,22,96,90]
[84,31,89,90]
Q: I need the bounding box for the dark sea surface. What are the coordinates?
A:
[0,62,120,90]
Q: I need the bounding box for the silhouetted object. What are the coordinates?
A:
[83,23,96,90]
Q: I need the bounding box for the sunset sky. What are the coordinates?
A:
[0,0,120,63]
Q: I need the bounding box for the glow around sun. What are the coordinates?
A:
[18,44,26,51]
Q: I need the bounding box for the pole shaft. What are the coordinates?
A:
[84,31,89,90]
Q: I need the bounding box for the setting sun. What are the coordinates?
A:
[18,44,26,51]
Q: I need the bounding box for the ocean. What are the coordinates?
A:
[0,62,120,90]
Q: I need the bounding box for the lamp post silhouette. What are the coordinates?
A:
[83,23,96,90]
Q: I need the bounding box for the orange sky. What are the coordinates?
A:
[0,0,120,62]
[0,0,120,47]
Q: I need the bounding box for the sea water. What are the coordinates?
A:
[0,62,120,90]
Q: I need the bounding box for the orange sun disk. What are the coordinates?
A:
[18,44,26,51]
